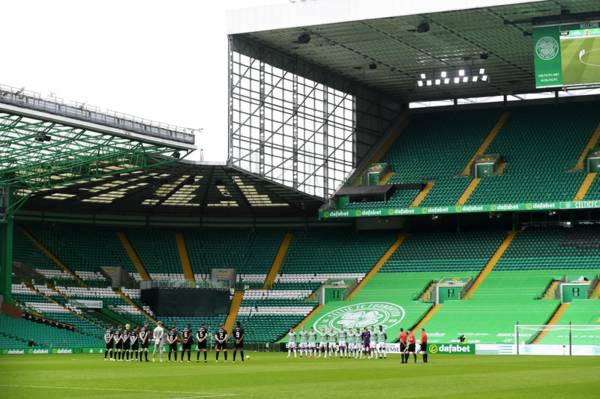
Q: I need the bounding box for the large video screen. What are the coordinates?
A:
[534,21,600,88]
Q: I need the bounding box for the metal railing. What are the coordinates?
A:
[0,84,197,145]
[139,279,230,290]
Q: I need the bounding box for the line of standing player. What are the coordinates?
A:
[104,323,152,362]
[398,328,428,364]
[287,325,388,359]
[104,321,246,363]
[286,326,429,363]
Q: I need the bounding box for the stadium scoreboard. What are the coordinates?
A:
[534,21,600,89]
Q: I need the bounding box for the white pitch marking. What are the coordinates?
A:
[579,48,600,67]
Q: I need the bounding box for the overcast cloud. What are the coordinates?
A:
[0,0,285,161]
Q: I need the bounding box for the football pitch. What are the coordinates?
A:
[0,353,599,399]
[561,36,600,85]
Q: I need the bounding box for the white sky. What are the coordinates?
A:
[0,0,286,162]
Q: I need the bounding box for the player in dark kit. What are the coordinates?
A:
[361,327,370,359]
[122,325,131,361]
[214,325,228,362]
[420,328,428,363]
[196,324,208,363]
[139,323,150,362]
[167,327,179,362]
[114,325,123,361]
[232,321,245,362]
[104,328,114,360]
[130,327,139,361]
[180,324,193,362]
[399,328,408,364]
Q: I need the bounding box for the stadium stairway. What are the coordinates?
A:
[263,233,293,289]
[410,182,434,207]
[542,280,560,300]
[346,234,407,300]
[424,270,562,344]
[457,178,481,206]
[18,226,86,287]
[117,232,151,281]
[224,290,244,332]
[379,170,394,185]
[456,112,510,204]
[574,119,600,170]
[418,281,436,302]
[590,279,600,299]
[47,285,71,305]
[93,307,131,327]
[463,230,517,299]
[461,111,510,176]
[349,113,410,187]
[175,232,195,281]
[574,172,597,201]
[294,304,323,329]
[26,283,71,314]
[114,289,156,324]
[538,300,600,345]
[531,303,570,344]
[26,283,104,331]
[411,303,441,331]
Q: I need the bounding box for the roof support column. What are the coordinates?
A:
[0,185,14,304]
[227,36,235,163]
[259,58,266,176]
[323,86,329,196]
[292,73,299,189]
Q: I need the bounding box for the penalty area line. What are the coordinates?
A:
[0,384,238,397]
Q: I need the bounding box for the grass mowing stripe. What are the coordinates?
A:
[0,383,238,397]
[1,353,599,398]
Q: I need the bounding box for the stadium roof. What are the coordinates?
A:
[0,85,199,218]
[0,85,196,149]
[230,0,600,102]
[21,161,324,218]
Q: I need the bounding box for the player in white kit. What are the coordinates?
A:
[308,327,317,357]
[318,327,327,357]
[353,328,361,358]
[376,325,387,359]
[347,327,355,358]
[369,326,377,358]
[152,321,165,362]
[327,328,337,357]
[299,328,308,357]
[287,328,297,358]
[337,326,347,357]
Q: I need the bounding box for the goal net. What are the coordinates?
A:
[514,324,600,356]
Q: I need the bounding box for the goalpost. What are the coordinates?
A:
[514,323,600,356]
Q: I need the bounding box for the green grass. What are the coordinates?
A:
[0,353,599,398]
[561,36,600,85]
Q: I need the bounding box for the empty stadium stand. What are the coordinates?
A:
[280,228,396,274]
[380,230,506,273]
[423,267,600,345]
[328,100,600,213]
[3,221,599,350]
[184,228,284,277]
[496,227,600,270]
[467,102,600,205]
[17,223,133,282]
